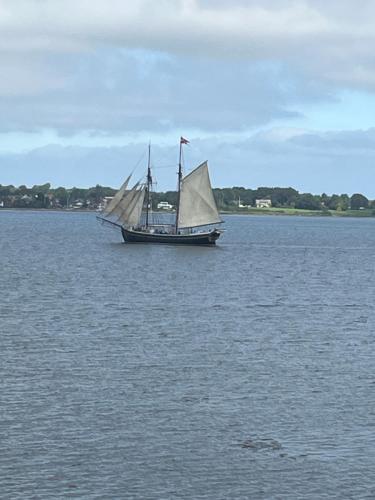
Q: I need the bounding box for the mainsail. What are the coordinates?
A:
[178,161,221,228]
[103,174,132,217]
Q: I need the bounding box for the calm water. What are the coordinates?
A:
[1,211,375,499]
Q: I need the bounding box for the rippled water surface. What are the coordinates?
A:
[1,211,375,499]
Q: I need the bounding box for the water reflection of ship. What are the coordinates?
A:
[98,137,223,245]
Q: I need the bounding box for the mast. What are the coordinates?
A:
[175,137,188,233]
[145,143,152,228]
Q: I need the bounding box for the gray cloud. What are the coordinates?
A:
[0,0,373,135]
[0,49,317,133]
[2,128,375,196]
[1,0,375,87]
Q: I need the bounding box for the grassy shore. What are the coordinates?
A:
[222,207,375,217]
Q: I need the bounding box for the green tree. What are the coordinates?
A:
[326,194,340,210]
[295,193,322,210]
[350,193,368,210]
[54,187,68,206]
[337,194,349,211]
[271,187,299,207]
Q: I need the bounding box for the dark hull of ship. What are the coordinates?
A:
[121,227,221,245]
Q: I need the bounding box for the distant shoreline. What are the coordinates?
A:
[222,208,375,218]
[2,207,375,218]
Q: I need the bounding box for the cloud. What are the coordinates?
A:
[1,0,375,87]
[2,128,375,196]
[0,49,313,133]
[0,1,374,135]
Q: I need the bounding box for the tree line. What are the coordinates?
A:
[0,183,372,211]
[154,187,372,211]
[0,184,115,209]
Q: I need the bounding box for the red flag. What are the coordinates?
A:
[180,136,189,144]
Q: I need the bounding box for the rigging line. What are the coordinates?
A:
[130,148,148,177]
[152,164,177,169]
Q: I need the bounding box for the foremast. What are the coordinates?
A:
[145,143,152,228]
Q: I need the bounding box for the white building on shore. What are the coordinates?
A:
[255,199,272,208]
[157,201,174,210]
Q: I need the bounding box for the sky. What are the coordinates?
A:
[1,0,375,195]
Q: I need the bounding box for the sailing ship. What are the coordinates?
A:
[98,138,223,245]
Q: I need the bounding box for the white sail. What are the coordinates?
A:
[103,174,132,216]
[117,186,145,227]
[113,181,140,220]
[178,161,221,228]
[126,187,146,227]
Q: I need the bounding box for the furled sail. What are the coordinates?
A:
[178,161,221,228]
[117,186,146,227]
[103,174,132,217]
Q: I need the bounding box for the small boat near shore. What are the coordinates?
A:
[98,138,223,245]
